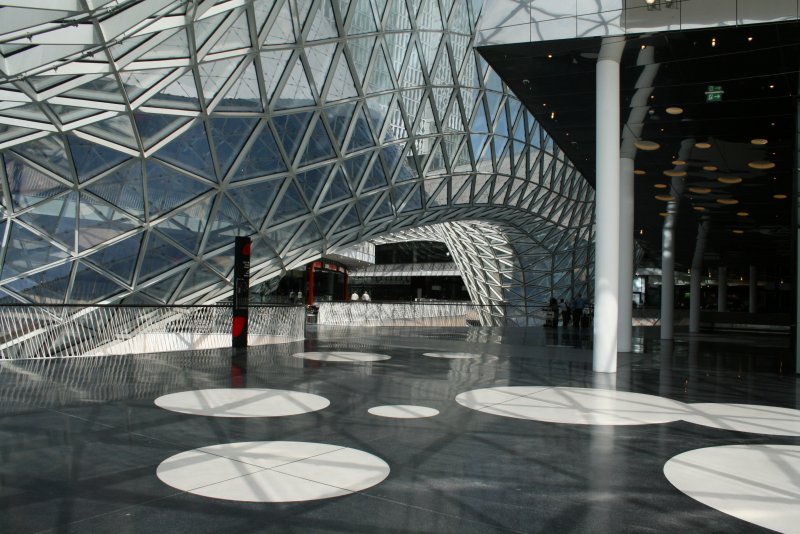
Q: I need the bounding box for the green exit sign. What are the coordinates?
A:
[706,85,724,103]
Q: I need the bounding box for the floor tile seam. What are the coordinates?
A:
[356,492,528,534]
[182,444,352,472]
[669,456,800,499]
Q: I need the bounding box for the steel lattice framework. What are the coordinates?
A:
[0,0,594,308]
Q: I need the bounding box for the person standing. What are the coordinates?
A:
[362,291,371,302]
[571,293,586,326]
[351,291,359,301]
[559,298,570,327]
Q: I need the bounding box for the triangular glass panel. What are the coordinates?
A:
[264,0,295,44]
[385,0,411,30]
[209,11,251,53]
[380,143,403,177]
[399,90,420,127]
[141,269,186,303]
[360,156,387,192]
[382,99,406,141]
[199,57,243,104]
[342,151,372,186]
[299,118,335,165]
[293,220,323,248]
[194,12,227,49]
[226,178,282,228]
[10,136,72,180]
[365,45,394,94]
[272,112,313,163]
[85,160,145,219]
[348,36,377,84]
[368,192,394,220]
[204,195,258,252]
[78,193,138,252]
[146,160,211,218]
[77,114,138,151]
[1,221,69,281]
[209,117,259,177]
[364,92,393,136]
[231,122,287,182]
[356,191,380,218]
[306,42,337,93]
[156,196,213,255]
[297,0,315,27]
[399,41,423,88]
[415,96,437,136]
[384,32,411,76]
[336,203,360,231]
[5,153,69,211]
[425,142,447,176]
[85,232,143,285]
[154,119,215,181]
[323,102,356,147]
[314,206,343,233]
[176,264,227,300]
[217,60,263,112]
[133,112,191,150]
[398,183,422,212]
[270,180,308,224]
[432,87,454,126]
[306,0,338,40]
[348,0,378,34]
[275,57,315,109]
[261,49,294,100]
[63,73,126,104]
[138,231,191,281]
[326,53,358,102]
[67,134,131,183]
[254,0,279,34]
[18,192,77,249]
[320,166,351,207]
[70,261,126,303]
[430,45,454,85]
[345,107,374,152]
[138,28,190,60]
[296,164,333,203]
[142,68,200,110]
[418,33,443,74]
[5,261,71,304]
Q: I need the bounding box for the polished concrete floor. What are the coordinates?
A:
[0,325,798,533]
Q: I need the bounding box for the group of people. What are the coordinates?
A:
[548,293,589,327]
[350,291,371,302]
[288,290,303,304]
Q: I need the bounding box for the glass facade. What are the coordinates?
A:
[0,0,594,311]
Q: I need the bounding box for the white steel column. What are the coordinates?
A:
[717,266,727,311]
[593,37,625,373]
[749,265,757,313]
[618,157,634,352]
[690,220,709,333]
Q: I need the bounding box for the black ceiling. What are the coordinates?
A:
[478,21,799,276]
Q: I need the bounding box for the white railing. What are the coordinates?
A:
[0,305,305,359]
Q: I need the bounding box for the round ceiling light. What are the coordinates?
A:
[694,142,712,149]
[689,187,711,194]
[773,194,788,199]
[750,138,768,145]
[732,229,744,234]
[718,176,742,184]
[748,161,775,169]
[736,211,749,217]
[656,194,676,201]
[703,165,718,171]
[672,159,687,165]
[663,169,687,177]
[666,106,684,115]
[716,198,739,205]
[635,140,660,151]
[634,169,646,175]
[654,183,668,189]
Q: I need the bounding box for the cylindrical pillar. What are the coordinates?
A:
[749,265,757,313]
[593,37,625,373]
[618,157,634,352]
[717,266,727,312]
[307,264,315,305]
[690,221,709,333]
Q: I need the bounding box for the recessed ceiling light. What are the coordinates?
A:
[694,142,711,149]
[769,84,775,89]
[666,106,683,115]
[634,169,646,175]
[716,198,739,205]
[747,36,753,42]
[672,159,686,165]
[750,138,768,145]
[736,211,749,216]
[773,194,788,199]
[547,53,553,58]
[748,161,775,169]
[693,206,705,211]
[717,176,742,184]
[689,187,711,194]
[663,169,687,177]
[635,140,660,151]
[703,165,718,171]
[656,194,676,201]
[654,183,668,189]
[732,229,744,234]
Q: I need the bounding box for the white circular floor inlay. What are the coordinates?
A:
[157,441,390,503]
[456,386,689,425]
[368,405,439,418]
[664,444,800,533]
[682,403,800,436]
[154,388,329,417]
[423,352,497,361]
[292,351,390,362]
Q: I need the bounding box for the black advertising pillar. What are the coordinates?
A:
[232,236,251,349]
